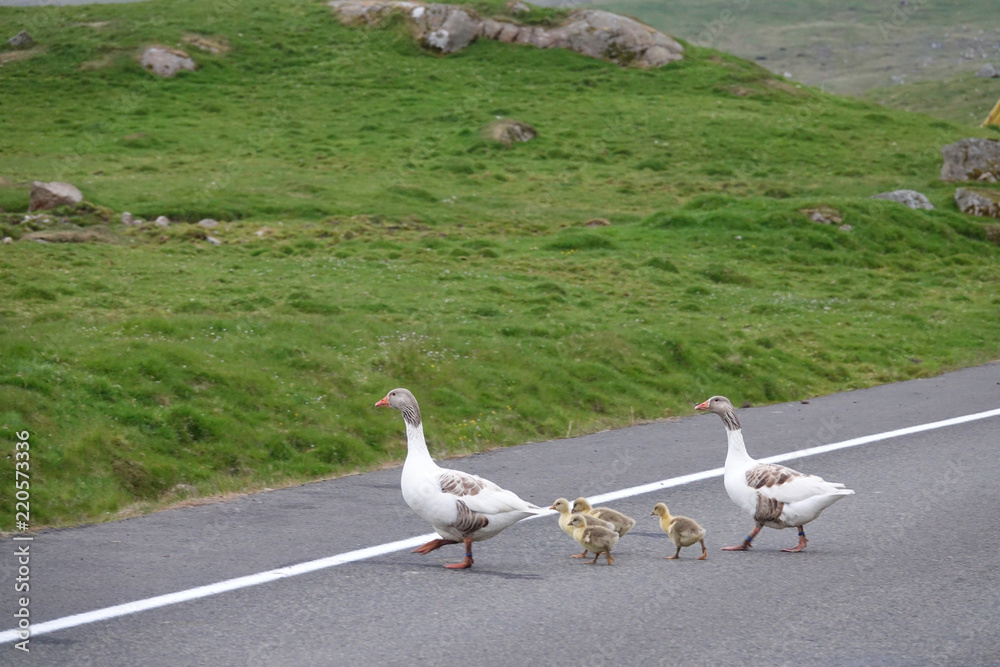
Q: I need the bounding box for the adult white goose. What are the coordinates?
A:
[695,395,853,552]
[375,388,541,569]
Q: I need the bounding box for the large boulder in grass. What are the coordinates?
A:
[8,31,33,49]
[870,189,934,210]
[976,64,1000,78]
[140,46,196,77]
[29,181,83,211]
[416,4,481,54]
[486,118,537,147]
[940,138,1000,182]
[331,1,480,54]
[955,187,1000,219]
[547,9,683,68]
[328,1,683,67]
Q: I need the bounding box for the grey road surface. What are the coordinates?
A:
[3,362,1000,665]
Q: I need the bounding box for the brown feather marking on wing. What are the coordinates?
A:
[753,495,784,524]
[746,463,803,490]
[453,499,489,536]
[439,471,487,497]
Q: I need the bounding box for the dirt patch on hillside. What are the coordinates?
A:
[182,33,231,54]
[0,45,45,65]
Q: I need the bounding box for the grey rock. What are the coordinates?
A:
[328,1,683,67]
[29,181,83,211]
[154,215,171,228]
[976,63,999,78]
[557,9,683,68]
[941,138,1000,182]
[870,189,934,210]
[420,4,480,54]
[140,47,196,78]
[206,235,223,245]
[121,211,134,225]
[8,31,33,49]
[197,218,219,229]
[507,0,530,14]
[954,187,1000,218]
[486,118,536,147]
[3,237,12,245]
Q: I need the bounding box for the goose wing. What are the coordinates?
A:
[437,468,538,515]
[748,463,850,504]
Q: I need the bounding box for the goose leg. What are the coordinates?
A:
[722,524,761,551]
[781,527,808,553]
[571,550,590,558]
[605,551,615,566]
[666,545,682,560]
[697,539,707,560]
[444,538,475,569]
[585,551,601,565]
[413,538,458,554]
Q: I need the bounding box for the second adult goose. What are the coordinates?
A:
[376,388,541,569]
[695,395,854,552]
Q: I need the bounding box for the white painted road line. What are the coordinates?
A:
[3,407,999,644]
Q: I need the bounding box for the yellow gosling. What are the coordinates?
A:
[567,514,619,566]
[550,498,615,558]
[572,497,636,536]
[652,502,707,560]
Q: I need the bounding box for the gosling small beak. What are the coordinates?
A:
[548,505,556,510]
[650,511,656,516]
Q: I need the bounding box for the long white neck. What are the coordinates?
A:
[725,425,753,466]
[404,420,435,468]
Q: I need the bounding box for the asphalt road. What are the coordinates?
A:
[4,363,1000,665]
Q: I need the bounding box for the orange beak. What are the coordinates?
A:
[375,396,390,408]
[694,399,710,411]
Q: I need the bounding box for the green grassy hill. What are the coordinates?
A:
[1,0,998,529]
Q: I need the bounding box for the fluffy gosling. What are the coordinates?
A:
[550,498,615,558]
[567,514,619,565]
[572,497,636,537]
[652,502,707,560]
